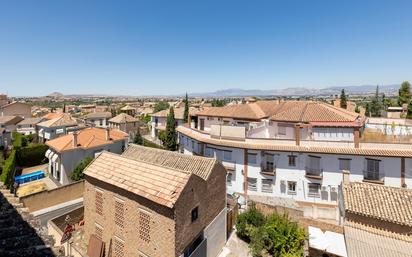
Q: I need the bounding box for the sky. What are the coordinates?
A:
[1,0,412,96]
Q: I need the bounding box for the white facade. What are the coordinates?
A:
[151,116,184,139]
[38,125,68,142]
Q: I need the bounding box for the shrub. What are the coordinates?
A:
[236,204,266,240]
[133,131,144,145]
[16,144,48,167]
[0,150,17,188]
[71,156,93,181]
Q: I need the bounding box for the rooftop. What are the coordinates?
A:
[17,117,44,126]
[85,151,191,208]
[46,127,128,152]
[0,115,24,125]
[42,112,64,120]
[83,112,112,119]
[151,107,200,120]
[122,144,219,180]
[108,113,138,123]
[37,113,77,128]
[343,182,412,227]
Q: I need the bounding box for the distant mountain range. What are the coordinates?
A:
[191,85,400,97]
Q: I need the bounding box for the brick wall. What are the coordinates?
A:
[84,177,176,257]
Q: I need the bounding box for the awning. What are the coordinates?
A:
[309,226,347,257]
[52,153,59,162]
[45,149,52,159]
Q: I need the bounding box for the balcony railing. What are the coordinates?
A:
[363,170,384,183]
[261,164,276,175]
[305,167,323,178]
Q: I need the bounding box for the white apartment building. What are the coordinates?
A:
[82,111,112,128]
[177,100,412,220]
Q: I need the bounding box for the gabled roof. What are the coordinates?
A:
[343,182,412,227]
[108,113,138,124]
[42,112,64,120]
[83,112,112,120]
[0,115,24,125]
[122,144,219,180]
[17,117,44,126]
[85,151,191,208]
[37,113,77,128]
[46,127,128,152]
[270,101,360,124]
[120,105,135,111]
[151,107,199,120]
[195,101,281,120]
[0,101,30,109]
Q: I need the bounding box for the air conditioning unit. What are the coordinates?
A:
[330,186,338,192]
[321,185,328,191]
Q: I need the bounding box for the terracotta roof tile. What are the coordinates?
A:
[83,112,112,119]
[108,113,138,123]
[46,127,128,152]
[343,182,412,227]
[37,113,77,128]
[122,144,219,180]
[151,107,199,120]
[84,151,191,208]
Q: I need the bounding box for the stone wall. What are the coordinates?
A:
[20,180,84,212]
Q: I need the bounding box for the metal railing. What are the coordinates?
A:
[363,170,384,181]
[305,167,323,177]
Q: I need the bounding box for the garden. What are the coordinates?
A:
[236,204,307,257]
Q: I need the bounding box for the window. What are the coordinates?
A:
[99,119,103,126]
[264,153,275,171]
[191,207,199,222]
[205,147,213,157]
[247,177,257,191]
[95,188,103,215]
[278,124,287,135]
[365,159,380,180]
[114,198,125,228]
[139,208,151,243]
[287,181,297,195]
[223,150,232,161]
[248,153,257,164]
[288,155,297,167]
[226,173,233,186]
[95,223,103,240]
[113,236,125,257]
[191,140,195,150]
[308,183,321,197]
[261,179,273,193]
[307,156,321,176]
[339,158,351,171]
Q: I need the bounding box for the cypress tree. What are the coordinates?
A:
[164,107,177,150]
[183,93,189,123]
[340,89,347,109]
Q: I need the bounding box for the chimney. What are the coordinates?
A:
[72,131,78,148]
[294,125,301,146]
[106,127,111,141]
[353,127,360,148]
[342,170,350,185]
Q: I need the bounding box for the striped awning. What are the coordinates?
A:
[45,149,52,159]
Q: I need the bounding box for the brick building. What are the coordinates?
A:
[83,144,227,257]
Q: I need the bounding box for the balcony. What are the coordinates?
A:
[363,170,384,184]
[305,167,323,179]
[260,164,276,176]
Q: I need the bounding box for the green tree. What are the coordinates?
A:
[140,114,151,123]
[70,156,93,181]
[154,101,170,113]
[365,102,371,117]
[162,107,177,150]
[183,93,189,123]
[236,204,266,240]
[407,101,412,119]
[398,81,411,106]
[133,130,143,145]
[340,89,347,109]
[370,86,382,117]
[355,104,360,113]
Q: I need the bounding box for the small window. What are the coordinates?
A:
[247,177,257,191]
[308,183,321,197]
[248,153,257,164]
[288,155,297,167]
[139,208,151,243]
[114,198,125,228]
[191,207,199,222]
[261,179,273,193]
[95,188,103,215]
[113,236,125,257]
[339,158,351,171]
[287,181,297,195]
[95,223,103,240]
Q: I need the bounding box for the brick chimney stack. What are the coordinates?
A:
[106,127,111,141]
[72,131,78,148]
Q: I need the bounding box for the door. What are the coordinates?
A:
[199,119,205,131]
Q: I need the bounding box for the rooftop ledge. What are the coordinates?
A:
[177,125,412,158]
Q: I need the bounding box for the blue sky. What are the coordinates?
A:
[1,0,412,96]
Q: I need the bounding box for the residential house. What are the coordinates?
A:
[0,115,24,132]
[79,104,96,113]
[0,101,32,118]
[45,127,128,185]
[82,112,112,128]
[16,117,44,135]
[0,128,11,148]
[83,144,226,257]
[151,107,198,140]
[108,113,141,139]
[120,105,136,116]
[37,113,78,142]
[342,181,412,257]
[178,100,412,221]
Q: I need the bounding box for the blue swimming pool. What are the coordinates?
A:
[14,170,45,185]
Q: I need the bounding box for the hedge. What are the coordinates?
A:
[0,150,17,188]
[16,144,48,167]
